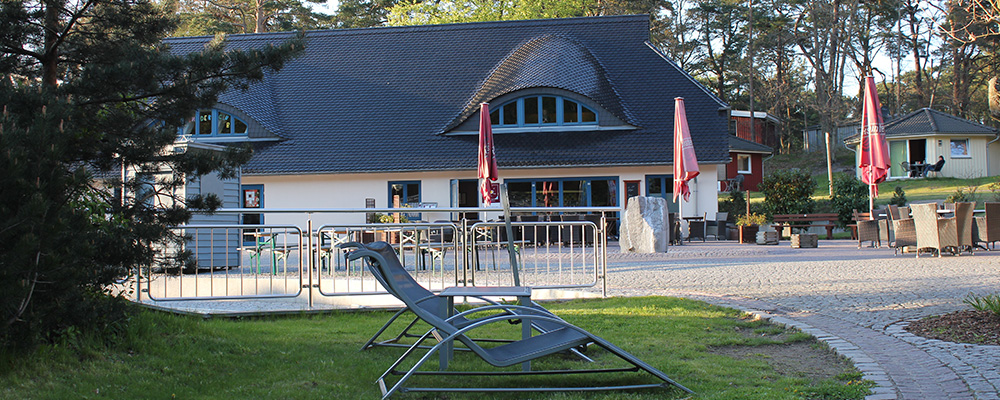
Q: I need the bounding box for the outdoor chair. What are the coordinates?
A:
[980,202,1000,249]
[706,212,729,240]
[853,209,881,248]
[911,203,959,257]
[345,241,693,398]
[944,202,975,254]
[343,242,585,356]
[686,212,707,242]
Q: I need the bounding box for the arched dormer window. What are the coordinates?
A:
[489,95,597,127]
[179,109,249,137]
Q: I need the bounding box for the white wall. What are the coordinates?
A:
[243,165,722,227]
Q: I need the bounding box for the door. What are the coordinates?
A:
[241,184,263,245]
[889,140,907,177]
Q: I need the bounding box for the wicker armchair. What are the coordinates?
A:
[911,203,959,257]
[980,202,1000,249]
[854,209,881,248]
[944,202,975,254]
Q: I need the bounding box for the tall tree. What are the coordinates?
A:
[334,0,398,28]
[689,0,748,102]
[0,0,302,349]
[170,0,332,35]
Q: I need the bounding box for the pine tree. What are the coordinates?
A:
[0,0,302,349]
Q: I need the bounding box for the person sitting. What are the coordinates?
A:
[923,156,945,177]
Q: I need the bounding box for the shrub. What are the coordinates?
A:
[757,169,816,217]
[963,293,1000,316]
[946,187,977,203]
[830,175,869,228]
[736,212,768,226]
[889,186,908,206]
[719,187,747,222]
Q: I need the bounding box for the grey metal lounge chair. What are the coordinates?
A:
[341,242,584,355]
[346,242,693,398]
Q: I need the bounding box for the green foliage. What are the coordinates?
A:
[719,187,747,222]
[0,0,303,350]
[989,181,1000,202]
[736,212,768,226]
[830,174,869,228]
[889,186,908,206]
[963,293,1000,316]
[946,187,977,203]
[169,0,334,36]
[757,169,817,217]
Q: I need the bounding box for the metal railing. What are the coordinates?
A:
[140,207,613,307]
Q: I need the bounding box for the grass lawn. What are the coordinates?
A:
[0,297,872,399]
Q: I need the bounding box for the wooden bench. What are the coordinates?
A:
[771,213,840,240]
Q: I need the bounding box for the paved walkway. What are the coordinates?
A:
[604,240,1000,400]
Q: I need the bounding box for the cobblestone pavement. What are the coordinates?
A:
[604,240,1000,400]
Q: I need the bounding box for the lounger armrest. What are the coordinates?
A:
[440,286,531,298]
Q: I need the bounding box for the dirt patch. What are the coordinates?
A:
[711,340,856,384]
[906,310,1000,346]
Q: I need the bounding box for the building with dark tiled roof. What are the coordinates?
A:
[845,108,999,179]
[168,15,732,224]
[722,135,773,192]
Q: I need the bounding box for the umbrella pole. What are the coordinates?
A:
[500,183,520,286]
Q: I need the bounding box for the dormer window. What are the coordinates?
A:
[180,109,249,137]
[489,95,598,127]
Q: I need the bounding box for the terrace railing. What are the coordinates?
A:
[138,207,613,308]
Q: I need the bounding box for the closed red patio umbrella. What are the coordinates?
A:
[673,97,700,203]
[478,103,499,206]
[859,76,890,216]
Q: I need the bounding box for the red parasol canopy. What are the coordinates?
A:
[859,76,890,202]
[478,103,499,205]
[673,97,700,202]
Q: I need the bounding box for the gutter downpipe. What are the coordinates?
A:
[988,133,1000,176]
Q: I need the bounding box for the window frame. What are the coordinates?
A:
[950,138,970,158]
[388,181,421,207]
[490,95,599,128]
[180,109,249,138]
[736,154,752,174]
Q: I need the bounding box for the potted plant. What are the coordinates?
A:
[736,212,767,244]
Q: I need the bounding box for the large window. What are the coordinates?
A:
[505,178,618,209]
[645,175,678,212]
[489,95,598,127]
[180,109,249,137]
[951,139,970,158]
[389,181,421,206]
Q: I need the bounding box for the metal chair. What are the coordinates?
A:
[705,212,729,240]
[345,241,693,398]
[686,212,707,242]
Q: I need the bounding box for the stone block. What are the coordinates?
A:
[619,196,668,253]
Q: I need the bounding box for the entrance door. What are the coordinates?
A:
[455,179,478,221]
[241,184,263,245]
[889,140,907,177]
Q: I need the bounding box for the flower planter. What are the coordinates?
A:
[738,225,759,243]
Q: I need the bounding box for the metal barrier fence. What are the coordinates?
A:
[141,207,612,307]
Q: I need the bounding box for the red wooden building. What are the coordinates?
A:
[731,110,781,149]
[721,135,773,192]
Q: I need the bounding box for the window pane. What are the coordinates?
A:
[234,117,248,134]
[536,181,559,207]
[507,181,532,207]
[564,99,579,123]
[502,103,517,125]
[541,96,557,123]
[737,155,751,172]
[198,110,212,135]
[524,97,539,124]
[490,110,499,125]
[563,180,585,207]
[217,112,232,134]
[581,105,596,122]
[646,177,663,198]
[591,180,616,207]
[391,183,405,205]
[951,139,968,157]
[406,183,420,203]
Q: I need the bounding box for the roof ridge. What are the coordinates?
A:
[164,15,649,43]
